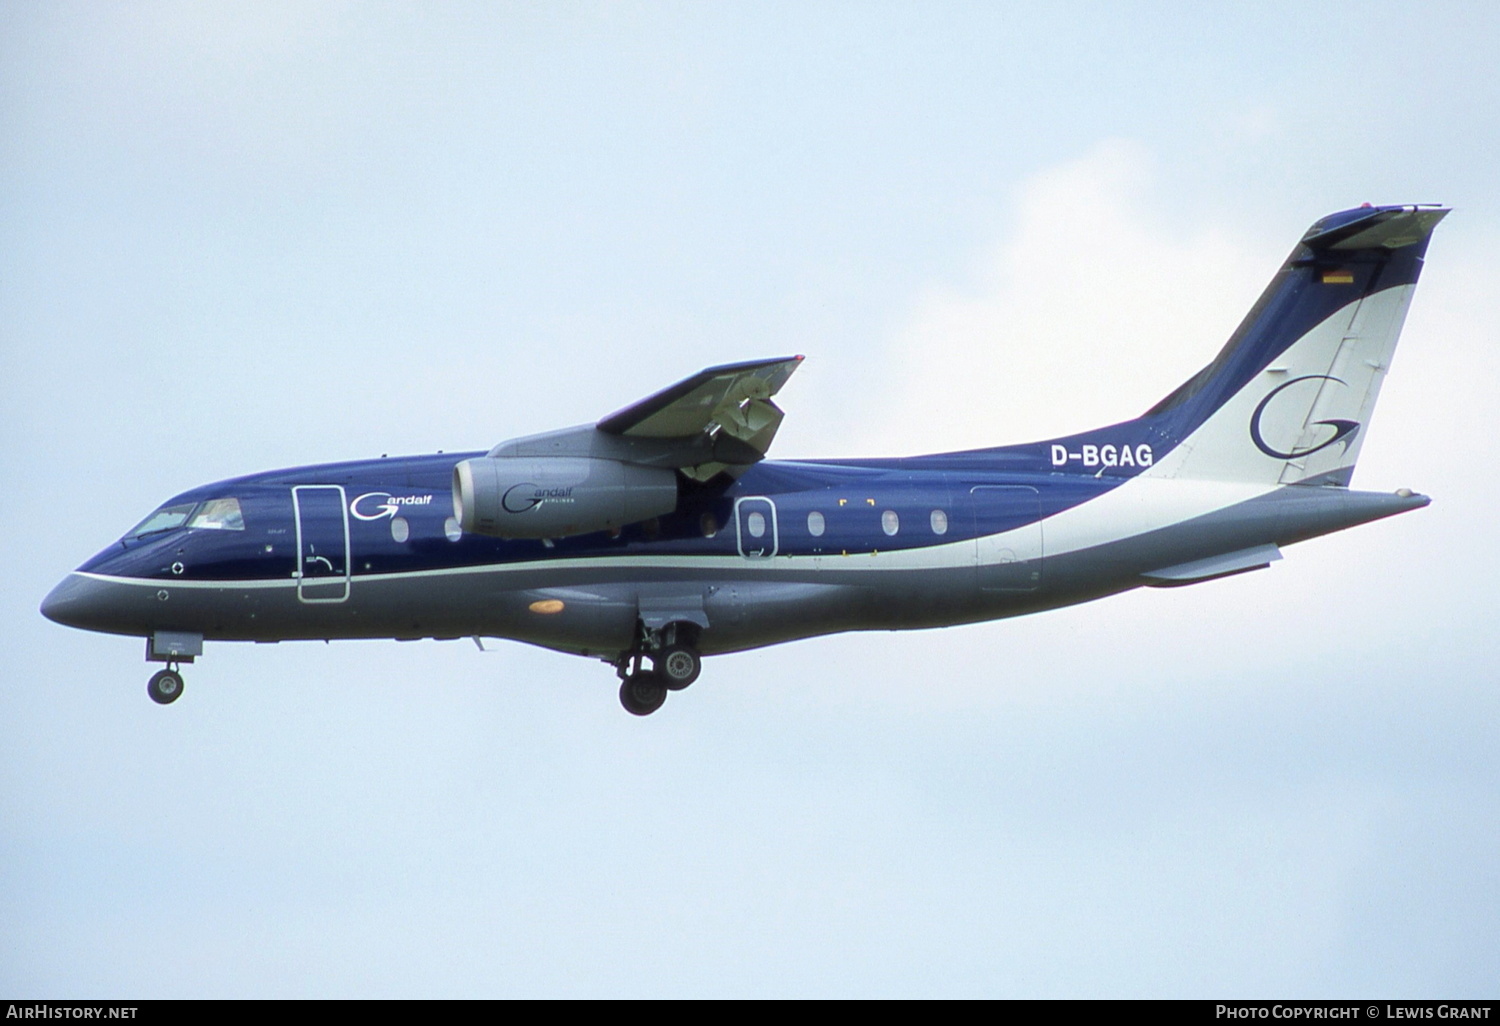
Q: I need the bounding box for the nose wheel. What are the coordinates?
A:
[147,667,185,705]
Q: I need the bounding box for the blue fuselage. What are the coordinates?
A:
[41,443,1421,663]
[36,204,1444,717]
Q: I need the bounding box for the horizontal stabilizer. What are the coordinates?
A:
[1301,205,1449,251]
[1142,543,1281,586]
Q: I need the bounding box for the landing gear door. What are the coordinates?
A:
[293,485,351,603]
[972,486,1042,591]
[734,497,778,559]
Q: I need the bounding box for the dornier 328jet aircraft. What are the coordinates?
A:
[42,204,1446,715]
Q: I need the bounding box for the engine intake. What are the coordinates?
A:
[453,457,677,539]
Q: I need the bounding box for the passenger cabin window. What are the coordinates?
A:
[188,498,245,531]
[882,510,900,536]
[807,511,825,537]
[126,502,198,539]
[930,509,949,535]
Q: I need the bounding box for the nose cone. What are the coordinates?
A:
[41,573,129,634]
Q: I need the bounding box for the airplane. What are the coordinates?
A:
[41,203,1447,716]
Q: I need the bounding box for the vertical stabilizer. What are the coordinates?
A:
[1139,205,1446,486]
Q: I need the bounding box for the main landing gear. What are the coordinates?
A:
[147,666,185,705]
[619,671,667,716]
[614,621,703,716]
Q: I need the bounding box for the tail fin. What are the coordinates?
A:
[1139,204,1447,485]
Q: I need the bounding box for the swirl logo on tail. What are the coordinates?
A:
[1249,375,1361,460]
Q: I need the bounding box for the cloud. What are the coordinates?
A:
[794,144,1500,717]
[864,140,1269,456]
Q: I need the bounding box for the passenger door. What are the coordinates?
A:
[292,485,351,603]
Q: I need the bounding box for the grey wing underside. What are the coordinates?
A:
[490,356,804,482]
[595,355,803,481]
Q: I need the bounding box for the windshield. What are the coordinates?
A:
[188,497,244,531]
[126,502,198,539]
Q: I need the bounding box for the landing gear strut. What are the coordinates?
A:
[613,621,702,715]
[147,667,185,705]
[145,632,200,706]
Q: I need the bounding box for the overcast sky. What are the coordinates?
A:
[3,1,1498,997]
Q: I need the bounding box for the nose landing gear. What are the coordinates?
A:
[147,667,185,705]
[144,632,200,706]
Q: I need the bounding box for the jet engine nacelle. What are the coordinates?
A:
[453,456,678,539]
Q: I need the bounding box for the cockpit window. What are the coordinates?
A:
[126,502,198,539]
[188,498,245,531]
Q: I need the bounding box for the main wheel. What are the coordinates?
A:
[655,645,701,691]
[147,669,184,705]
[619,671,667,716]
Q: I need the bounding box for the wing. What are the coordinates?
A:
[597,355,802,439]
[596,356,803,480]
[488,355,805,483]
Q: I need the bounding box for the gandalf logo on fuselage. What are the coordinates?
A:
[349,492,435,521]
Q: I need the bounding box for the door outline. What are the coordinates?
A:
[292,485,352,603]
[734,496,779,558]
[971,485,1042,591]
